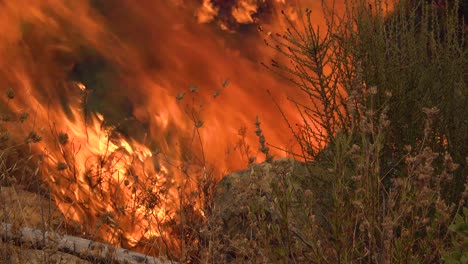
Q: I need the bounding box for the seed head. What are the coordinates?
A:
[56,162,68,171]
[6,88,15,99]
[58,132,69,145]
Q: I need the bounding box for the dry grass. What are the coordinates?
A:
[195,0,467,262]
[1,0,467,263]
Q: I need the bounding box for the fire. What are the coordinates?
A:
[0,0,387,257]
[231,1,260,24]
[197,0,219,23]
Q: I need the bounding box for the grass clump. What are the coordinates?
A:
[0,88,43,189]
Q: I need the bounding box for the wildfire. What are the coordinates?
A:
[0,0,366,258]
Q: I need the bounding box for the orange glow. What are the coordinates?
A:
[0,0,388,257]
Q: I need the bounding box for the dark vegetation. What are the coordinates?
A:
[200,0,467,262]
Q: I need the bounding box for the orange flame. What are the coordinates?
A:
[0,0,386,257]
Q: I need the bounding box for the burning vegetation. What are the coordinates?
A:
[1,0,467,263]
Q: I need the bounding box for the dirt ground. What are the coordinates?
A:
[0,186,90,264]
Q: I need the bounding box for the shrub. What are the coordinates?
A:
[213,0,468,262]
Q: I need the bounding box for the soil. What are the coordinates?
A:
[0,186,89,263]
[0,186,65,230]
